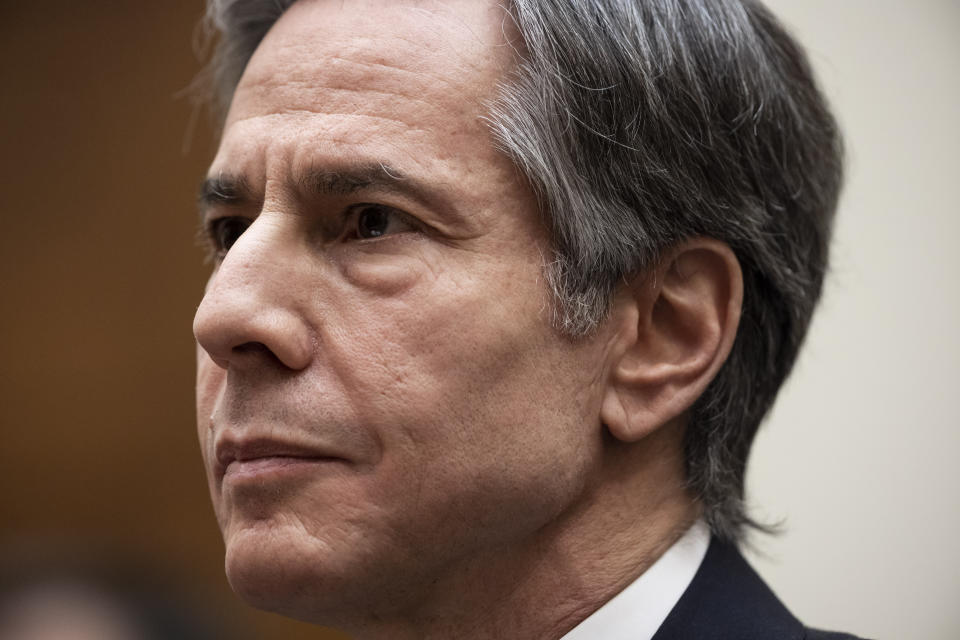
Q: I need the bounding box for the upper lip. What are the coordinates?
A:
[214,435,347,481]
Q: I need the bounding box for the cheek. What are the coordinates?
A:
[323,261,542,416]
[195,354,226,501]
[324,257,597,479]
[195,355,223,435]
[332,239,434,296]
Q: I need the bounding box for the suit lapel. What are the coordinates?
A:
[651,537,804,640]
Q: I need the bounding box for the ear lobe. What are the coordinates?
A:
[601,239,743,443]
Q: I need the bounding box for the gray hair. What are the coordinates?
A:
[197,0,843,542]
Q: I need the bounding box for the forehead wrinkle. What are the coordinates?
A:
[250,23,429,82]
[238,41,473,115]
[242,77,444,119]
[321,54,465,95]
[241,2,515,102]
[230,47,467,134]
[223,111,432,162]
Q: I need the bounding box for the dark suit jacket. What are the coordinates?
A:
[651,537,867,640]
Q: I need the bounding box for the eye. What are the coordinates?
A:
[350,204,417,240]
[207,216,251,256]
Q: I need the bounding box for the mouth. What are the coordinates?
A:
[214,436,349,485]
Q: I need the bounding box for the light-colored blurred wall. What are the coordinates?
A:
[745,2,960,639]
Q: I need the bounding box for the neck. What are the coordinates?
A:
[345,422,699,640]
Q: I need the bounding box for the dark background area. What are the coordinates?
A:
[0,2,346,638]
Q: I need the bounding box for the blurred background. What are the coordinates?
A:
[746,3,959,640]
[0,1,956,639]
[0,1,345,638]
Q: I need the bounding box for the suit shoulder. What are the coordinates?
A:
[652,535,872,640]
[805,628,871,640]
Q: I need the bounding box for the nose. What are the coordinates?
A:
[193,215,314,372]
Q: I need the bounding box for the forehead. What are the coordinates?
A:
[228,0,515,118]
[215,0,520,183]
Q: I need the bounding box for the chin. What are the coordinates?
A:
[220,516,407,627]
[221,520,339,621]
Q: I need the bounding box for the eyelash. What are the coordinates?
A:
[343,203,422,241]
[200,203,423,262]
[201,216,251,263]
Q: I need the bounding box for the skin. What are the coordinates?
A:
[193,1,742,638]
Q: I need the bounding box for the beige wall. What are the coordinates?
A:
[746,2,960,639]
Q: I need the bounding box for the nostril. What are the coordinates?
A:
[233,342,271,355]
[230,341,291,369]
[194,294,314,371]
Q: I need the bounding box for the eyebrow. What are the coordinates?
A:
[298,163,411,197]
[197,173,253,215]
[197,163,448,217]
[296,163,453,216]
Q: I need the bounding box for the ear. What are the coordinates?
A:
[600,238,743,442]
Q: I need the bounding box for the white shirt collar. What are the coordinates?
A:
[559,520,710,640]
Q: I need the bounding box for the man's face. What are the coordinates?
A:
[193,0,617,623]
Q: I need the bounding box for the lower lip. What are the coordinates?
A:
[222,456,340,483]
